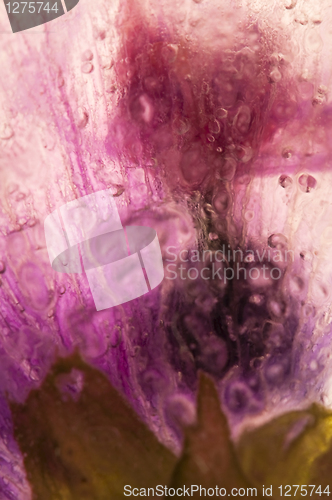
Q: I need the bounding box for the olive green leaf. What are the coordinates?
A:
[170,372,263,498]
[10,354,176,500]
[237,404,332,498]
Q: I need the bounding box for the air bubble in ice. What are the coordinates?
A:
[265,361,287,385]
[282,148,293,159]
[268,233,288,249]
[56,369,84,402]
[82,49,94,62]
[234,105,251,135]
[312,94,325,106]
[235,145,253,163]
[132,95,154,124]
[208,119,221,135]
[217,157,236,181]
[216,108,228,120]
[0,124,14,140]
[162,44,178,63]
[304,29,323,54]
[269,68,282,83]
[180,146,208,185]
[174,118,190,135]
[77,109,89,128]
[225,381,252,413]
[279,175,292,188]
[298,174,317,192]
[198,337,228,375]
[110,327,122,347]
[213,187,230,213]
[81,62,94,74]
[166,394,196,427]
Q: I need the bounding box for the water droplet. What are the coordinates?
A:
[207,134,215,142]
[298,174,317,192]
[0,124,14,140]
[216,147,223,153]
[59,285,66,295]
[0,261,5,273]
[81,62,94,74]
[279,175,292,188]
[81,49,94,62]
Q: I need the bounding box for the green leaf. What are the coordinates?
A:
[170,372,262,498]
[10,354,176,500]
[237,404,332,497]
